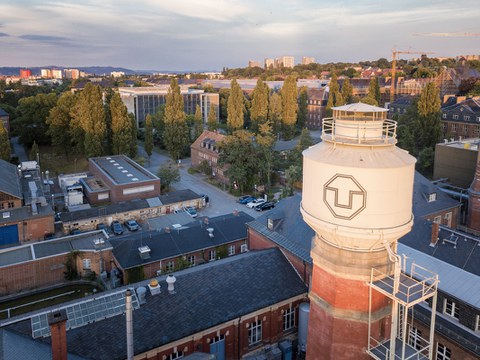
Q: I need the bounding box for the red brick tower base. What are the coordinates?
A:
[467,156,480,231]
[305,239,392,360]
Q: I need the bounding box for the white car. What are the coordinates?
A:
[246,198,266,208]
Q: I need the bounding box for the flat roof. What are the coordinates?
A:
[118,87,204,95]
[437,138,479,151]
[90,155,159,186]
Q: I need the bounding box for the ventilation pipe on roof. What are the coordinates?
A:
[207,227,214,238]
[166,275,176,294]
[126,289,134,360]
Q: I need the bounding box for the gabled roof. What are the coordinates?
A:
[3,248,307,360]
[111,212,253,269]
[412,172,460,218]
[0,108,9,117]
[191,130,226,150]
[247,194,314,264]
[0,160,22,199]
[442,98,480,114]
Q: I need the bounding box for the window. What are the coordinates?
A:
[283,306,295,331]
[453,114,459,120]
[475,315,480,332]
[167,351,184,360]
[248,320,262,345]
[444,212,452,228]
[464,115,470,121]
[187,255,195,266]
[166,261,175,272]
[8,202,14,209]
[208,250,216,261]
[228,245,235,256]
[436,343,451,360]
[451,124,457,131]
[442,113,446,119]
[443,298,459,319]
[428,193,437,202]
[82,258,91,270]
[408,326,422,350]
[433,216,441,224]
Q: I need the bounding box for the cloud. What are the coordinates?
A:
[19,34,70,43]
[0,32,9,37]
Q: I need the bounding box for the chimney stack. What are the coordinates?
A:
[126,290,134,360]
[430,222,440,246]
[166,275,177,294]
[48,310,68,360]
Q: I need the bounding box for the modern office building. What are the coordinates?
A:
[118,87,219,128]
[302,56,315,65]
[277,56,295,68]
[248,60,261,68]
[19,69,31,79]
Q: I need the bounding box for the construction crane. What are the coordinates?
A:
[390,49,435,103]
[413,32,480,37]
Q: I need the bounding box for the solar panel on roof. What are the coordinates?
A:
[30,289,140,338]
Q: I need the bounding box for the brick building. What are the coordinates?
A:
[88,155,161,203]
[0,231,112,296]
[440,97,480,140]
[0,160,54,246]
[305,88,327,130]
[191,130,228,185]
[1,249,308,360]
[111,212,253,284]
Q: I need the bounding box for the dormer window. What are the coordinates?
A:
[268,218,273,230]
[428,193,437,202]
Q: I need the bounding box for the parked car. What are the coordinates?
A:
[183,206,198,218]
[255,201,275,211]
[111,220,124,235]
[239,196,255,204]
[246,198,266,208]
[125,219,140,231]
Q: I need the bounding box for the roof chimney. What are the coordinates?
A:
[430,222,440,247]
[207,227,214,238]
[166,275,176,294]
[148,279,161,296]
[126,290,134,360]
[48,310,68,360]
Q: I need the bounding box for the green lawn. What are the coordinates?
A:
[0,283,102,320]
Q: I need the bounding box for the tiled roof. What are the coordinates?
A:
[412,172,460,218]
[247,194,314,264]
[4,249,307,360]
[0,160,22,199]
[191,130,226,150]
[111,212,253,269]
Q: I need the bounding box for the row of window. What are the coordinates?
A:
[443,113,480,122]
[164,246,240,272]
[441,298,480,332]
[248,307,296,346]
[0,202,15,210]
[409,326,454,360]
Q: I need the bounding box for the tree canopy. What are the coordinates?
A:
[163,79,189,160]
[250,78,269,133]
[110,92,134,155]
[281,75,298,140]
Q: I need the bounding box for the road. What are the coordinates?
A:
[138,145,262,219]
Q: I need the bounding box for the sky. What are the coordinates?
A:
[0,0,479,71]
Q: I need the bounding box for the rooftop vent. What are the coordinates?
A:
[118,166,123,169]
[127,174,133,177]
[136,286,147,304]
[131,178,139,181]
[207,227,214,238]
[165,227,171,233]
[148,279,161,296]
[138,245,151,259]
[172,224,182,229]
[106,157,111,160]
[2,212,10,219]
[122,170,128,173]
[93,238,105,247]
[109,160,115,163]
[166,275,176,294]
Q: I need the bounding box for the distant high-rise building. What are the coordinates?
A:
[248,60,261,68]
[111,71,125,78]
[40,69,52,78]
[277,56,295,68]
[264,58,275,69]
[302,56,315,65]
[51,69,63,79]
[64,69,80,79]
[19,69,31,79]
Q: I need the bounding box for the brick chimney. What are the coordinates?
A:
[430,222,440,246]
[48,309,68,360]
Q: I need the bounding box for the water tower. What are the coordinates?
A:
[301,103,438,359]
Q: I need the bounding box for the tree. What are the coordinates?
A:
[29,140,39,161]
[250,78,269,133]
[163,79,189,160]
[129,113,138,158]
[326,74,344,117]
[368,77,381,105]
[360,96,378,106]
[297,87,308,129]
[285,165,302,195]
[416,82,441,150]
[144,114,154,158]
[227,79,244,131]
[157,164,180,192]
[207,104,217,131]
[281,75,298,140]
[0,121,10,161]
[13,93,57,146]
[218,88,230,122]
[72,83,106,158]
[218,130,258,193]
[289,128,314,168]
[268,92,282,136]
[152,105,165,148]
[46,91,76,157]
[110,92,133,155]
[193,104,204,140]
[341,78,353,104]
[416,147,435,175]
[468,80,480,96]
[256,122,275,192]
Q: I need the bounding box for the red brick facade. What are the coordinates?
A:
[135,296,306,360]
[191,130,228,185]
